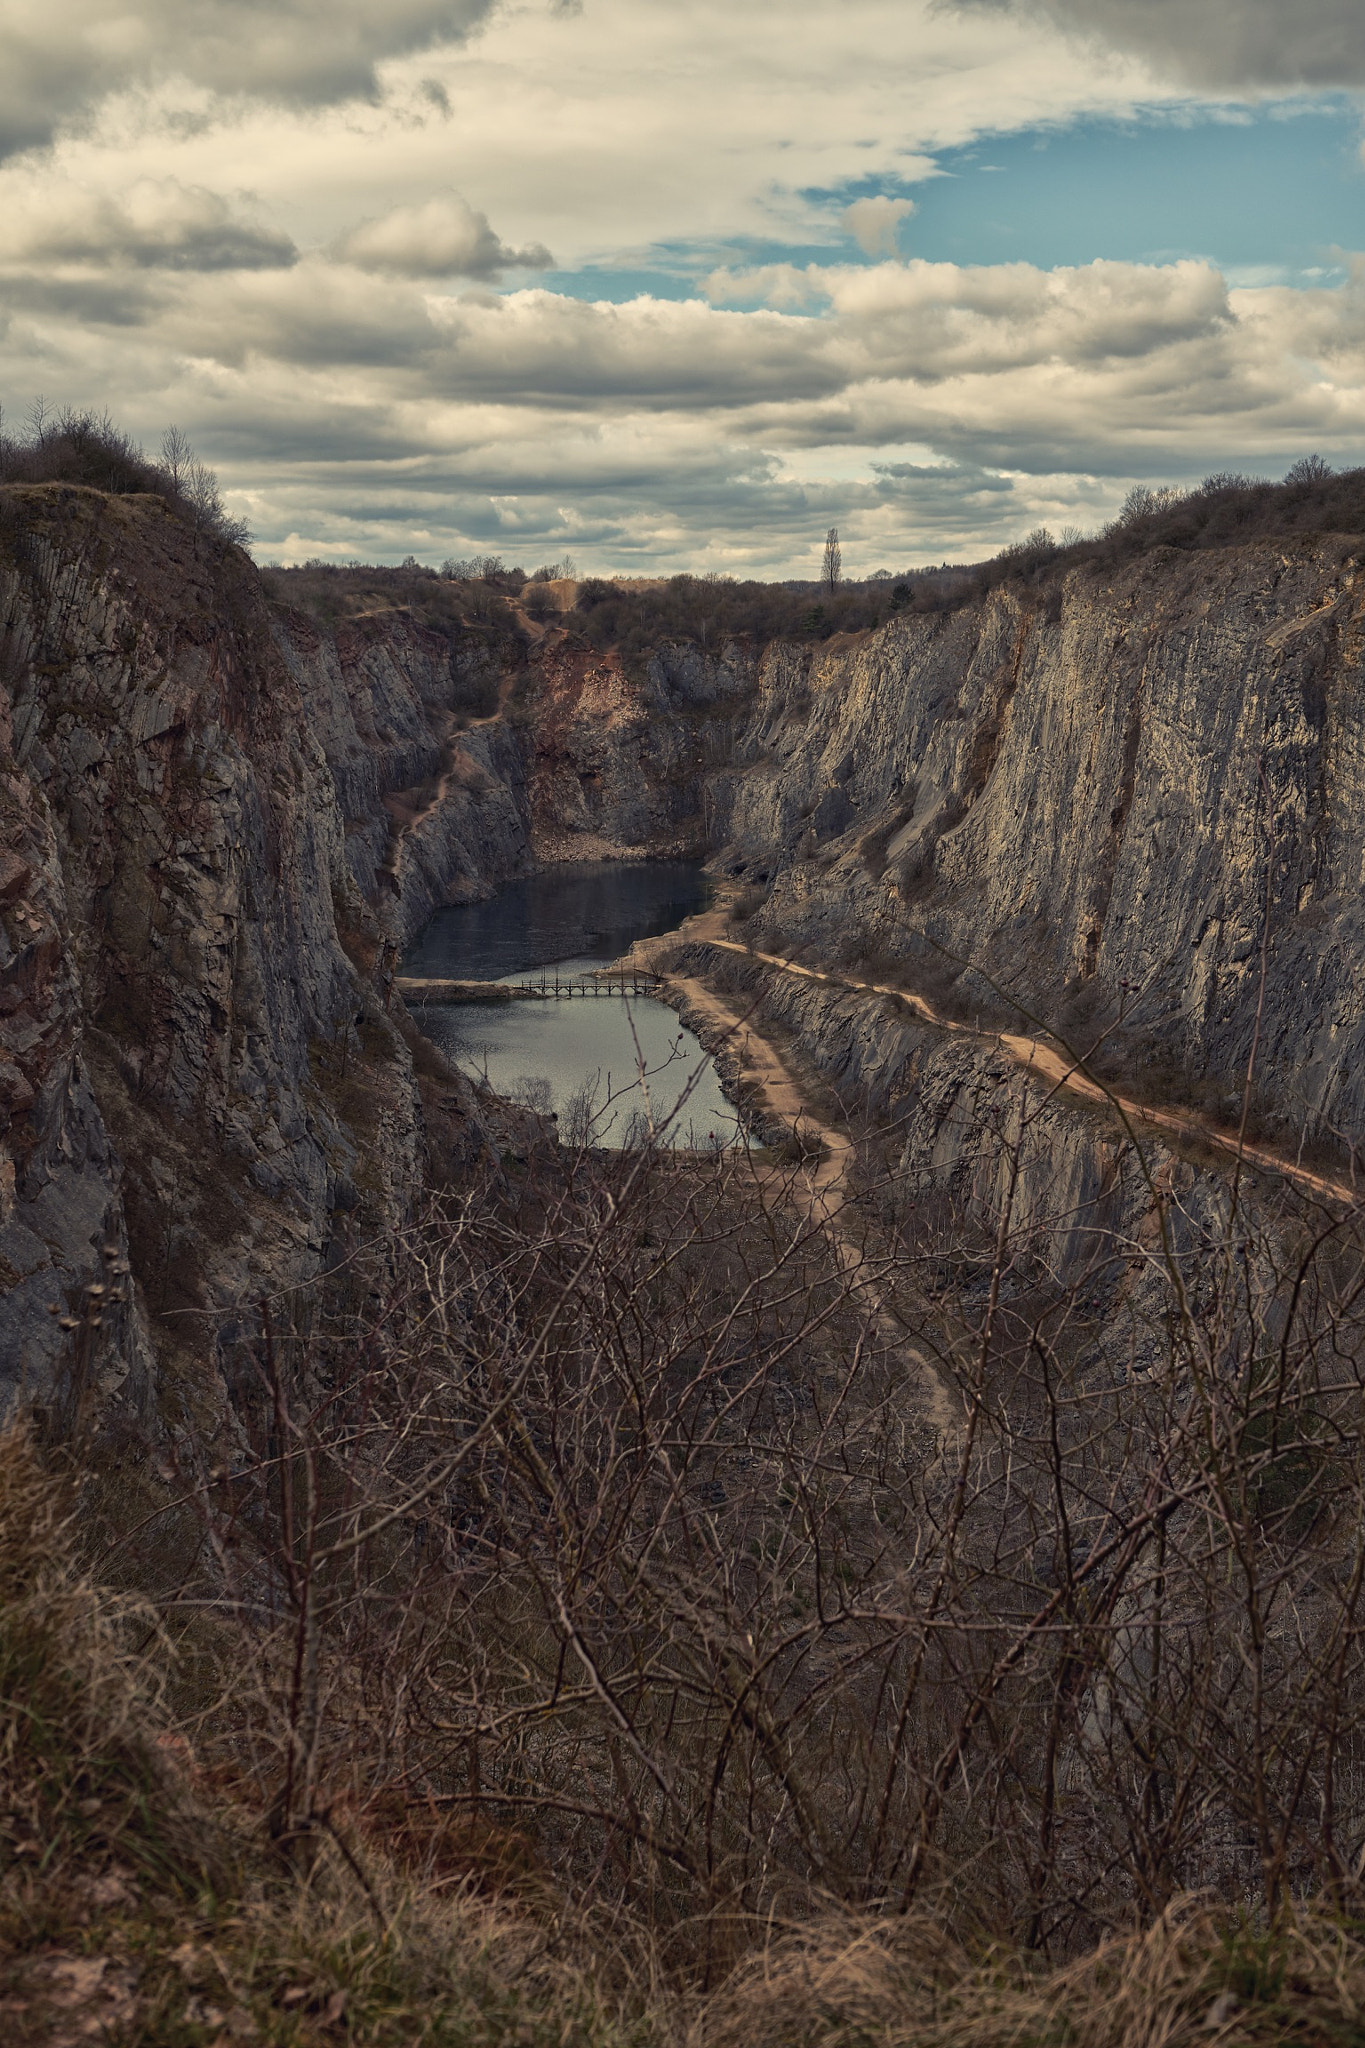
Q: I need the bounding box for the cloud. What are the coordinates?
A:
[13,246,1360,457]
[333,192,550,277]
[5,0,1354,576]
[843,196,917,258]
[5,247,1362,565]
[945,0,1365,87]
[703,265,832,309]
[0,0,495,159]
[826,256,1233,375]
[0,178,295,270]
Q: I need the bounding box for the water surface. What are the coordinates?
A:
[404,861,736,1149]
[405,860,711,983]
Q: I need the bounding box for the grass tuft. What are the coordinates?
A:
[0,1420,216,1943]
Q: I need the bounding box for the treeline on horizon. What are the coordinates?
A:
[5,406,1363,650]
[269,454,1365,654]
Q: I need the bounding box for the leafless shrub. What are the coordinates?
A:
[0,405,250,545]
[124,1077,1365,1964]
[728,886,769,924]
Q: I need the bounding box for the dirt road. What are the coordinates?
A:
[627,918,962,1433]
[642,913,1356,1211]
[618,902,1361,1432]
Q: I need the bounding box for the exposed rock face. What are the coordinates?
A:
[679,939,1225,1327]
[6,486,1363,1429]
[0,488,427,1421]
[522,639,755,856]
[715,538,1365,1157]
[275,606,532,945]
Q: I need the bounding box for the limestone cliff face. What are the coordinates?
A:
[0,488,426,1420]
[282,611,755,905]
[275,606,532,946]
[683,940,1225,1330]
[520,638,755,856]
[7,490,1362,1423]
[715,537,1365,1156]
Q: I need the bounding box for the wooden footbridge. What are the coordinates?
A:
[396,970,663,1005]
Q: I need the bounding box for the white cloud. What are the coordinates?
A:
[843,196,917,258]
[34,0,1154,275]
[333,193,549,277]
[3,248,1360,569]
[704,265,832,310]
[0,177,295,270]
[0,0,1355,572]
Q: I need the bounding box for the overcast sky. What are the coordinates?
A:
[2,0,1364,574]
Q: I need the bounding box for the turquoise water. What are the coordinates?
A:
[404,862,738,1149]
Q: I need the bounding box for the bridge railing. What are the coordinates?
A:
[394,972,663,1004]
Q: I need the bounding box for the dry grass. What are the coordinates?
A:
[696,1901,1365,2047]
[10,1403,1365,2044]
[0,1420,653,2045]
[0,1423,214,1937]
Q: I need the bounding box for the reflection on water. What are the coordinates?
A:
[414,990,739,1149]
[404,860,711,983]
[403,861,737,1149]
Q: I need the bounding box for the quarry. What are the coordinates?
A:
[7,460,1365,2041]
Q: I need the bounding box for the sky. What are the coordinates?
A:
[1,0,1365,575]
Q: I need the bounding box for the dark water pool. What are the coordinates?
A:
[403,860,712,983]
[403,862,737,1149]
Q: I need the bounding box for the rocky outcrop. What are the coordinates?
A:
[275,607,533,945]
[714,537,1365,1160]
[7,487,1363,1429]
[678,936,1225,1303]
[0,507,765,1427]
[0,488,430,1423]
[522,639,756,855]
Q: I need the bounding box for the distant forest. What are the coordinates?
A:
[4,411,1359,652]
[266,456,1365,654]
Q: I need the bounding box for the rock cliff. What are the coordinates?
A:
[6,488,1363,1428]
[711,536,1365,1163]
[274,603,532,945]
[520,637,755,857]
[0,489,435,1423]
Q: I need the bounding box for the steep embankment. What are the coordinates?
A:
[7,498,1363,1426]
[709,537,1365,1166]
[0,509,758,1423]
[0,489,455,1422]
[270,596,754,946]
[275,603,533,947]
[521,634,756,860]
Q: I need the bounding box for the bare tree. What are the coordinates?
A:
[822,525,842,592]
[159,424,192,493]
[118,973,1365,1955]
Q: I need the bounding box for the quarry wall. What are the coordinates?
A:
[3,486,1360,1420]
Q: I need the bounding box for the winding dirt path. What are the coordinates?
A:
[626,920,962,1434]
[638,910,1358,1210]
[617,902,1361,1435]
[715,941,1357,1207]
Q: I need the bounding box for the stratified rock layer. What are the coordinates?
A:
[715,539,1365,1156]
[5,492,1364,1427]
[0,488,427,1419]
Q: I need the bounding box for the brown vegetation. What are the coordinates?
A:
[10,1048,1365,2035]
[0,406,250,545]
